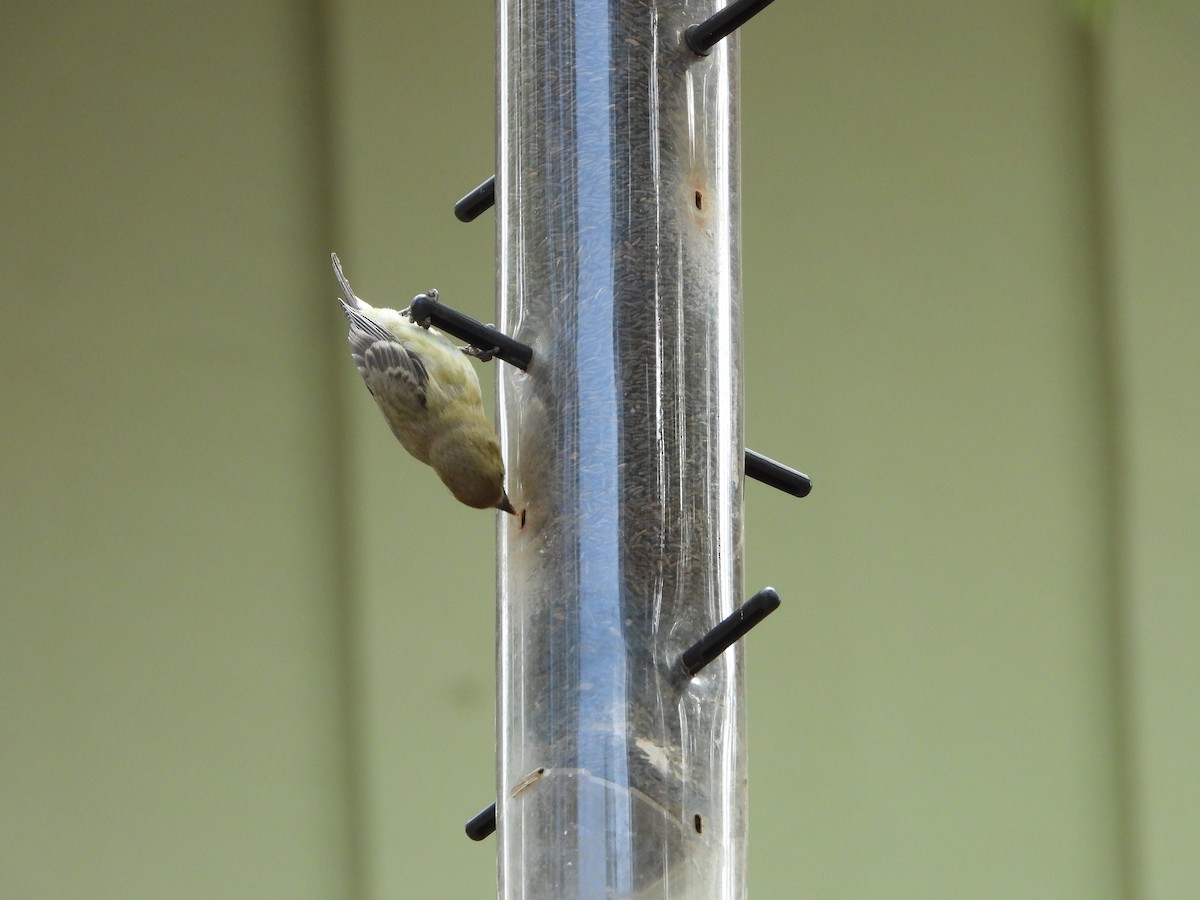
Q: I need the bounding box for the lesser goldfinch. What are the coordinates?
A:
[333,254,515,514]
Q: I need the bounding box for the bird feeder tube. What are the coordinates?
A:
[495,0,747,895]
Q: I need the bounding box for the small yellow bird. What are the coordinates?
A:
[333,253,515,514]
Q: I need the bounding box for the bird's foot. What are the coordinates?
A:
[461,343,498,362]
[406,288,440,329]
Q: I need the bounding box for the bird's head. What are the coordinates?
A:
[430,428,515,514]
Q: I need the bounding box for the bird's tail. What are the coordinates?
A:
[331,252,362,309]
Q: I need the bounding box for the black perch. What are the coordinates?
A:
[680,587,781,677]
[465,803,497,841]
[684,0,777,56]
[744,449,812,497]
[455,176,496,223]
[408,293,534,371]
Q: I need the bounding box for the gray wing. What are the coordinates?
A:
[340,300,429,407]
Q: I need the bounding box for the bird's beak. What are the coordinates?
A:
[497,495,517,515]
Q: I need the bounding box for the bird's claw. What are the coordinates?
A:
[461,343,498,362]
[460,323,500,361]
[405,288,440,329]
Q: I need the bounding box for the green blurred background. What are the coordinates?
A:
[2,1,1197,897]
